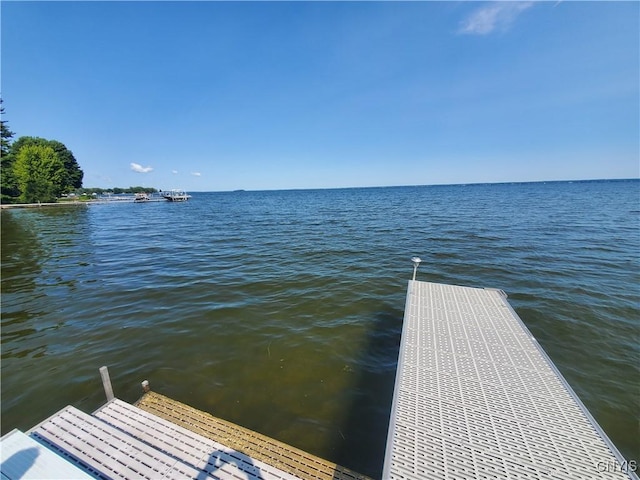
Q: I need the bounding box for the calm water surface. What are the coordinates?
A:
[1,180,638,477]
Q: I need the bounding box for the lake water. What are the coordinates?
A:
[1,180,638,477]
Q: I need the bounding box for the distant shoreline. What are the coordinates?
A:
[1,179,637,208]
[0,201,89,209]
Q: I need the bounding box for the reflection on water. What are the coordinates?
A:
[1,209,43,294]
[1,181,638,477]
[2,210,45,361]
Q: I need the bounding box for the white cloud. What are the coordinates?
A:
[458,2,534,35]
[130,162,153,173]
[191,172,202,177]
[172,170,178,174]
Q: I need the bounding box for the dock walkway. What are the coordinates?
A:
[2,393,369,480]
[383,280,637,480]
[27,399,299,480]
[135,391,367,480]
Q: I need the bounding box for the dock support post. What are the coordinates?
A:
[142,380,150,393]
[99,366,115,402]
[411,256,422,281]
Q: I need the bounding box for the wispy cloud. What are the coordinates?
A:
[458,2,534,35]
[172,170,178,174]
[130,162,153,173]
[191,172,201,177]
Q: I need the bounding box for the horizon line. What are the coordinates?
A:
[83,177,638,193]
[197,177,639,193]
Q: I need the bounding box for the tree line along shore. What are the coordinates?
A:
[1,99,156,206]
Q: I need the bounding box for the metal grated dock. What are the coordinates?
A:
[26,400,300,479]
[383,280,637,480]
[3,391,372,480]
[135,391,371,480]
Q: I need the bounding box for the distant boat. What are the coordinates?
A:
[134,193,151,202]
[161,189,191,202]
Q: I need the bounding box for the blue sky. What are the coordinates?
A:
[2,1,638,191]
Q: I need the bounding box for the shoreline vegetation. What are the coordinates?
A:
[1,100,86,205]
[1,201,87,209]
[0,187,160,209]
[1,98,176,207]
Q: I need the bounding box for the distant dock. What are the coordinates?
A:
[1,192,190,209]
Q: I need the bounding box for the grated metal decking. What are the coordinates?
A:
[135,391,371,480]
[383,280,637,480]
[94,399,300,480]
[2,391,371,480]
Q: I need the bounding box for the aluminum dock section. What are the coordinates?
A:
[24,399,301,480]
[1,392,371,480]
[383,280,637,480]
[134,391,369,480]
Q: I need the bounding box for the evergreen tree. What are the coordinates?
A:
[0,99,18,202]
[0,98,14,156]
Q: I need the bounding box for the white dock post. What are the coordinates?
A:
[141,380,150,393]
[99,366,114,402]
[411,256,422,280]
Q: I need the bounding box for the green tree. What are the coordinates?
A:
[48,140,83,190]
[3,137,84,202]
[128,186,157,193]
[14,144,67,203]
[9,137,83,192]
